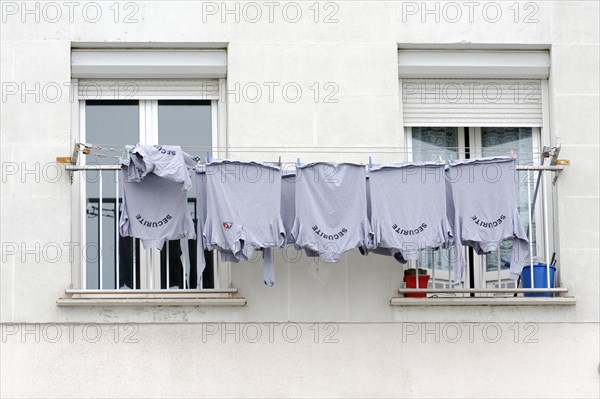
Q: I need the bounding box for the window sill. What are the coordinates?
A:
[390,296,576,306]
[57,289,246,307]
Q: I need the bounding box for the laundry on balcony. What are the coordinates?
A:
[108,145,532,287]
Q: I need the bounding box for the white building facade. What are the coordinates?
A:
[1,1,598,397]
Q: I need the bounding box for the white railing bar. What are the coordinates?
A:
[398,288,568,294]
[527,171,535,288]
[98,171,103,290]
[496,248,501,288]
[66,164,564,172]
[215,256,221,289]
[199,260,203,289]
[132,239,137,290]
[82,172,87,290]
[542,167,552,288]
[480,255,484,292]
[115,170,120,290]
[431,251,436,287]
[449,247,454,290]
[166,243,170,289]
[149,250,154,290]
[416,259,420,290]
[181,239,189,289]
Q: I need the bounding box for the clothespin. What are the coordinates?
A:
[438,155,444,164]
[368,156,373,170]
[205,151,211,164]
[78,143,91,155]
[510,149,516,158]
[296,158,301,167]
[278,156,282,168]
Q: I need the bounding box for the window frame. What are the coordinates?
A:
[404,126,546,292]
[69,77,229,291]
[397,49,560,298]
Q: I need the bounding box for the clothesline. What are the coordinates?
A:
[78,145,548,167]
[80,143,546,153]
[70,143,562,178]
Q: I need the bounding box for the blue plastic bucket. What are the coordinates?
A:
[521,263,556,297]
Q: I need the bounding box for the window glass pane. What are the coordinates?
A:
[481,127,534,272]
[85,101,139,289]
[411,127,458,162]
[411,127,459,275]
[158,100,211,154]
[157,100,212,289]
[481,127,533,161]
[85,100,139,165]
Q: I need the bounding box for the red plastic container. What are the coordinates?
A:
[403,275,430,298]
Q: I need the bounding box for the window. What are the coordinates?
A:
[397,49,562,298]
[81,98,215,290]
[68,49,228,293]
[406,126,544,292]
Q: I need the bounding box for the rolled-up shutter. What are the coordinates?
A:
[76,78,220,100]
[401,78,543,127]
[399,50,549,127]
[72,49,226,100]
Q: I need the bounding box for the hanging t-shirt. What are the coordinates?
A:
[119,168,196,250]
[292,162,371,263]
[203,160,286,285]
[125,144,196,191]
[368,162,453,261]
[446,156,530,281]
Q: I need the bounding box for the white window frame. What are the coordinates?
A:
[396,48,563,299]
[404,125,545,292]
[69,77,229,291]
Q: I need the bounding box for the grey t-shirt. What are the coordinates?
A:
[292,163,371,262]
[369,162,452,261]
[119,168,196,250]
[446,156,529,280]
[203,160,286,261]
[126,144,196,191]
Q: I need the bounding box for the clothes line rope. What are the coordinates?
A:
[80,143,549,151]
